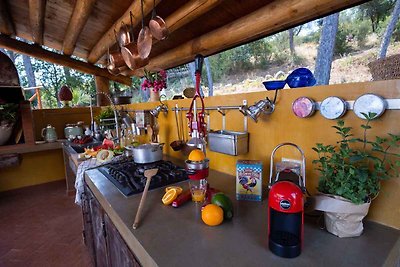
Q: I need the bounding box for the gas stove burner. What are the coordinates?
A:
[97,160,188,197]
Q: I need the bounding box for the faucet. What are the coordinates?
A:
[89,92,120,142]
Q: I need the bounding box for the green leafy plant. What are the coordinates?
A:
[313,112,400,204]
[95,107,114,122]
[0,103,19,124]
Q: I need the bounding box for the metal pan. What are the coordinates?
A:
[149,0,168,41]
[117,22,132,47]
[137,0,152,59]
[121,12,149,70]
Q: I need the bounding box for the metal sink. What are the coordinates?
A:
[67,141,102,154]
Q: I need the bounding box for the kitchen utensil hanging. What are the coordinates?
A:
[170,104,185,151]
[107,48,120,75]
[137,0,153,59]
[149,0,168,40]
[292,97,316,118]
[319,96,347,120]
[110,30,129,71]
[121,11,149,70]
[208,109,249,156]
[186,55,207,152]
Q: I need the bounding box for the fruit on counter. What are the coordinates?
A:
[165,186,183,195]
[201,204,224,226]
[162,188,178,205]
[72,135,93,144]
[211,193,234,220]
[188,149,205,162]
[96,150,114,163]
[202,187,221,209]
[84,148,99,158]
[172,190,192,208]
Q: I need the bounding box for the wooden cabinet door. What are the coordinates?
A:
[104,213,141,267]
[81,187,95,264]
[89,191,109,267]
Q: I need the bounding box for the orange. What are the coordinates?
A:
[165,186,183,195]
[188,149,205,162]
[162,188,178,205]
[201,204,224,226]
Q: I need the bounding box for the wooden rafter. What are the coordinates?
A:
[87,0,161,64]
[0,35,131,85]
[146,0,367,71]
[0,0,15,35]
[29,0,46,45]
[63,0,96,56]
[120,0,222,77]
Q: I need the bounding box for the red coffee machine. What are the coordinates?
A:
[267,143,306,258]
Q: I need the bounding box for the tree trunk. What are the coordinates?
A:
[378,0,400,59]
[288,28,295,62]
[314,13,339,86]
[63,66,71,82]
[22,55,37,87]
[204,57,213,96]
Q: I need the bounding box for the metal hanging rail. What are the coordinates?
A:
[171,105,246,112]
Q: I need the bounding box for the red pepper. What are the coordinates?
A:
[172,190,192,208]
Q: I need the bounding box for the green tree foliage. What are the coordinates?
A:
[358,0,395,32]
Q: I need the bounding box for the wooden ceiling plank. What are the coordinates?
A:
[63,0,96,56]
[0,35,131,85]
[121,0,222,77]
[29,0,46,45]
[87,0,161,64]
[165,0,221,33]
[146,0,367,71]
[0,0,16,35]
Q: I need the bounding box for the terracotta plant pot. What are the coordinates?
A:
[149,90,160,102]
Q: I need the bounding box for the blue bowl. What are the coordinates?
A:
[262,80,286,91]
[286,68,316,88]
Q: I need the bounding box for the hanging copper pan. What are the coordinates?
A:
[121,11,149,70]
[109,30,129,69]
[117,22,132,47]
[137,0,152,59]
[149,0,168,40]
[107,48,119,75]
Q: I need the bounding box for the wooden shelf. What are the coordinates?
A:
[0,142,62,155]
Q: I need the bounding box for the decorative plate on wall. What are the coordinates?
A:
[353,93,387,119]
[292,97,316,118]
[320,96,347,120]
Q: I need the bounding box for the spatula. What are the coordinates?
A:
[133,168,158,229]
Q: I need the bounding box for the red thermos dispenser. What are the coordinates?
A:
[267,143,306,258]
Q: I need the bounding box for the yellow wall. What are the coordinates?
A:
[127,80,400,229]
[0,150,64,191]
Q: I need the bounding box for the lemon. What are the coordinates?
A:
[188,149,205,162]
[162,188,178,205]
[165,186,183,195]
[201,204,224,226]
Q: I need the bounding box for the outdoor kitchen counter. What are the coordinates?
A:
[84,156,400,267]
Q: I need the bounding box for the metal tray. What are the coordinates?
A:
[208,130,248,156]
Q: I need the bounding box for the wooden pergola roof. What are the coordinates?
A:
[0,0,368,85]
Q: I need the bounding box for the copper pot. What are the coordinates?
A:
[107,62,120,75]
[137,0,152,59]
[109,49,126,68]
[149,0,168,41]
[117,22,132,47]
[121,43,149,70]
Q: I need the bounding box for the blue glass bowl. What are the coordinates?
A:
[286,68,316,88]
[262,80,286,91]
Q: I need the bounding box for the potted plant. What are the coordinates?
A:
[141,69,167,102]
[0,103,19,145]
[312,113,400,237]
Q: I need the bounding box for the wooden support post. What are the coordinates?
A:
[0,0,15,35]
[95,76,110,106]
[19,101,35,145]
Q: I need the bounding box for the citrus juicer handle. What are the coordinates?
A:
[187,54,207,137]
[268,142,306,192]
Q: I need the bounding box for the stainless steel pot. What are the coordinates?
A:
[133,143,163,163]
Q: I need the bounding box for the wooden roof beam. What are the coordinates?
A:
[0,0,15,35]
[29,0,46,45]
[121,0,222,76]
[63,0,96,56]
[146,0,367,71]
[87,0,161,64]
[0,35,131,85]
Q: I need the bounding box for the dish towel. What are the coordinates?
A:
[74,156,123,205]
[74,158,101,206]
